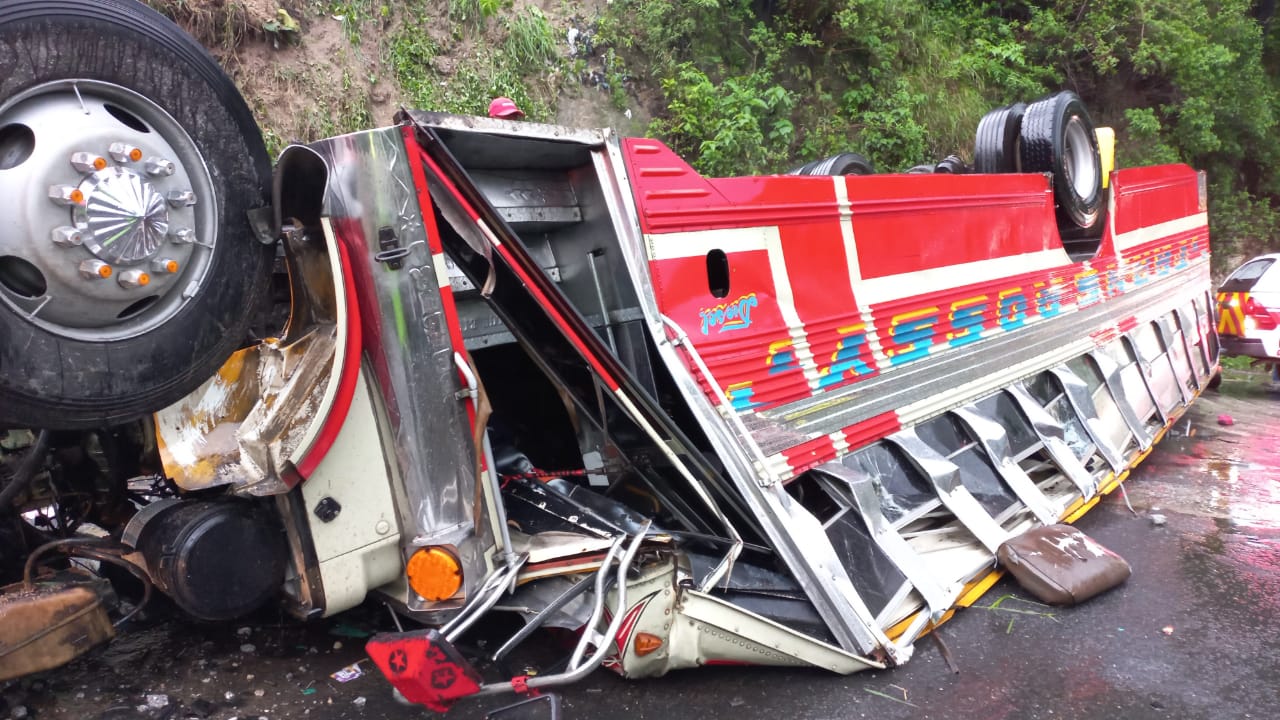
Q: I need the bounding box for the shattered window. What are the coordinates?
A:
[842,443,938,525]
[972,392,1037,457]
[1066,355,1133,456]
[914,414,1018,518]
[824,507,908,621]
[1160,313,1196,393]
[1024,372,1093,461]
[1114,338,1159,425]
[1136,321,1182,414]
[786,475,908,620]
[1180,303,1208,377]
[1133,323,1164,363]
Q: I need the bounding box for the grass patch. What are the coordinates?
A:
[389,3,565,120]
[144,0,254,56]
[503,7,558,72]
[254,62,372,151]
[387,22,442,109]
[448,0,503,32]
[326,1,387,45]
[1220,355,1256,370]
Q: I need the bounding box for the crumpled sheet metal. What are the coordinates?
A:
[156,225,343,497]
[155,328,336,496]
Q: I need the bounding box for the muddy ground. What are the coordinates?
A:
[6,369,1280,719]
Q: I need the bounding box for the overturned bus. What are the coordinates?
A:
[0,0,1216,711]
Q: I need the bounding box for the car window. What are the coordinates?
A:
[1221,258,1276,292]
[1251,261,1280,293]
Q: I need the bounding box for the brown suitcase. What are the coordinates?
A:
[997,524,1131,606]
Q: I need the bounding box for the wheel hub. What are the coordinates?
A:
[75,167,170,265]
[0,80,217,341]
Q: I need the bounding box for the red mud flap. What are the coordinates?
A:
[366,629,483,712]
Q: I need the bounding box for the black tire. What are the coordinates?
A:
[1019,91,1105,235]
[974,102,1025,174]
[0,0,273,429]
[1207,369,1223,391]
[785,158,822,175]
[934,154,967,174]
[807,152,875,176]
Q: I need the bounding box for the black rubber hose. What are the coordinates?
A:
[0,429,50,512]
[70,547,155,627]
[21,536,107,589]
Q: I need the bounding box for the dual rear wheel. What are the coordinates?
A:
[975,91,1106,244]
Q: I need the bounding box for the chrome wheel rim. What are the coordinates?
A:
[0,80,217,342]
[1063,115,1100,202]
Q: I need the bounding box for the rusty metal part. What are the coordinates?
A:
[0,577,114,681]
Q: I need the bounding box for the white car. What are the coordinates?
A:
[1217,253,1280,361]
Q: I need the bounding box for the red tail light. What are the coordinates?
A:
[1244,296,1278,330]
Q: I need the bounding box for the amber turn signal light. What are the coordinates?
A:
[406,547,462,602]
[634,632,663,657]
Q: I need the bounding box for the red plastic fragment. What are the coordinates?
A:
[1218,414,1234,426]
[366,629,483,712]
[510,675,540,697]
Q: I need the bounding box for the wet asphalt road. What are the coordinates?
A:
[7,370,1280,720]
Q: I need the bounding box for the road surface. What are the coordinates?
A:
[6,371,1280,720]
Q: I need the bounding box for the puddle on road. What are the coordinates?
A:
[1128,378,1280,532]
[1125,376,1280,612]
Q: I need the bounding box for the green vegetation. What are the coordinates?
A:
[389,3,562,120]
[448,0,505,29]
[325,1,383,45]
[596,0,1280,272]
[1221,355,1257,370]
[153,0,1280,270]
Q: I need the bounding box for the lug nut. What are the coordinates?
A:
[117,269,151,289]
[166,190,196,208]
[169,227,195,244]
[70,152,108,174]
[109,142,143,163]
[151,257,180,274]
[145,157,176,177]
[49,185,86,206]
[52,226,83,247]
[79,259,113,280]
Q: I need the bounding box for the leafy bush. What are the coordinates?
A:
[595,0,1280,272]
[650,64,795,176]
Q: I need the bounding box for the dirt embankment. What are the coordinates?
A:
[148,0,652,155]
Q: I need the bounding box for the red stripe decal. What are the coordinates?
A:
[613,594,653,655]
[295,238,364,480]
[401,128,477,427]
[781,435,838,474]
